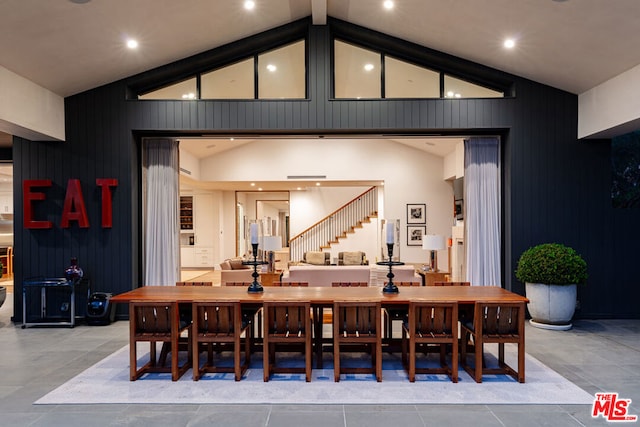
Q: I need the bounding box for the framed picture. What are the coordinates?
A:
[407,225,426,246]
[407,203,426,224]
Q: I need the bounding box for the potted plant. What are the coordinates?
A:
[515,243,587,330]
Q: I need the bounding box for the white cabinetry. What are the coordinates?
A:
[181,247,196,267]
[194,247,214,266]
[193,194,214,247]
[180,194,215,268]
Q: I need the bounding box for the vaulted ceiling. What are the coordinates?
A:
[1,0,639,98]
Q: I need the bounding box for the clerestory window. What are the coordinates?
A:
[137,40,306,100]
[334,39,504,99]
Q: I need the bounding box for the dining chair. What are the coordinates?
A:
[333,301,382,382]
[271,281,309,287]
[176,281,212,287]
[401,301,458,382]
[220,282,262,342]
[192,301,251,381]
[432,281,473,326]
[433,281,470,286]
[331,282,368,287]
[129,301,191,381]
[325,282,369,325]
[383,281,421,341]
[262,301,313,382]
[460,301,525,383]
[159,281,213,365]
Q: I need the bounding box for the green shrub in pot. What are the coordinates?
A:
[515,243,587,330]
[515,243,587,285]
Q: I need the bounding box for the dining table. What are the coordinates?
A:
[110,285,528,369]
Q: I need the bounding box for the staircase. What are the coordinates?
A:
[289,187,378,262]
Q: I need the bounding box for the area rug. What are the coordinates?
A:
[35,344,594,405]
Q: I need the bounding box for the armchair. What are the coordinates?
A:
[219,258,253,285]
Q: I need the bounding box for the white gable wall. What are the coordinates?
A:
[198,138,453,268]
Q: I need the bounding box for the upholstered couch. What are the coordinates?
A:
[282,265,371,287]
[219,258,253,285]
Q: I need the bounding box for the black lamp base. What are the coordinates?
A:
[243,243,266,293]
[377,243,404,294]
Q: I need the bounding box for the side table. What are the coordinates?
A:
[259,271,283,287]
[416,270,449,286]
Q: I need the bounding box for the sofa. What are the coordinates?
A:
[282,265,371,287]
[219,258,253,285]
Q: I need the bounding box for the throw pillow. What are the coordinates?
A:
[342,252,363,265]
[305,251,326,265]
[219,261,232,270]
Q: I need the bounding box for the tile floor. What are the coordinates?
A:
[0,286,638,427]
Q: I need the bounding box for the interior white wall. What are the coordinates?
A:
[579,63,640,139]
[289,186,372,236]
[0,66,64,141]
[178,148,200,180]
[195,138,453,268]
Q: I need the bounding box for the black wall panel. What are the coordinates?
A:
[11,19,638,321]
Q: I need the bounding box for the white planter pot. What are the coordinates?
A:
[525,282,577,331]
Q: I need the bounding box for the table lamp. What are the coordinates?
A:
[422,234,445,272]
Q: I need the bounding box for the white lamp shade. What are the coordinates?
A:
[262,236,282,251]
[422,234,445,251]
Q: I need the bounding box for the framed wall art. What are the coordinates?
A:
[407,225,426,246]
[406,203,426,224]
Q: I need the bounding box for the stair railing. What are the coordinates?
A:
[289,187,378,262]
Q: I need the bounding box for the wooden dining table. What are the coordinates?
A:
[111,285,528,370]
[111,285,528,325]
[110,284,528,305]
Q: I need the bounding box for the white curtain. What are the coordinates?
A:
[464,137,501,286]
[143,139,180,285]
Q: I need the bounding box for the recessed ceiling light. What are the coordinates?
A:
[244,1,255,10]
[364,63,374,71]
[230,137,235,141]
[383,1,394,10]
[181,93,195,99]
[266,64,277,72]
[250,183,255,186]
[503,38,516,49]
[316,182,321,186]
[126,39,138,49]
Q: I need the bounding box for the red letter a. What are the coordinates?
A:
[61,179,89,228]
